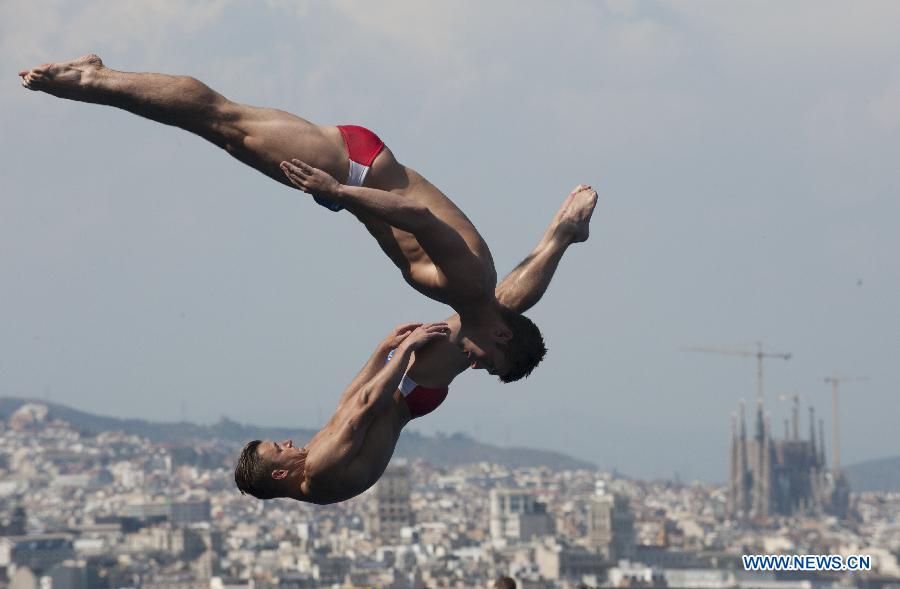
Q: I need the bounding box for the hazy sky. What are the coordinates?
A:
[2,0,898,480]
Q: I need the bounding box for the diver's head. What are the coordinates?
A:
[458,305,546,383]
[234,439,305,499]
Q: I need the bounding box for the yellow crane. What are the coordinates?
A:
[823,373,869,471]
[684,342,792,408]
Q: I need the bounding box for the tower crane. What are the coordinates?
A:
[684,342,792,407]
[823,373,869,471]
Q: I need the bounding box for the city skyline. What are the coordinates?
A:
[0,395,891,490]
[1,404,898,588]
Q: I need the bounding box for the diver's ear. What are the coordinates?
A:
[271,469,289,480]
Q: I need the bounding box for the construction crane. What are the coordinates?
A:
[823,373,869,471]
[684,342,792,407]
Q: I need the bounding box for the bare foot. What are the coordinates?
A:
[19,54,104,98]
[552,184,598,244]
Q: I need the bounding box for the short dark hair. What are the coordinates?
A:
[497,306,546,383]
[494,577,516,589]
[234,440,279,500]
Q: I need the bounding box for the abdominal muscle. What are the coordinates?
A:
[336,393,411,500]
[361,148,497,296]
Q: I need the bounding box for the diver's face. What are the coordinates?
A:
[461,336,510,378]
[258,439,304,472]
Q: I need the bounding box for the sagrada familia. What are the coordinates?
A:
[728,395,850,520]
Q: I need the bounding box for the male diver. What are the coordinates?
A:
[235,321,451,504]
[20,54,598,383]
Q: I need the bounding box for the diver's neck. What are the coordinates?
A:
[283,473,308,502]
[456,301,500,334]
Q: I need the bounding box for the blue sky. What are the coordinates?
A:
[2,0,898,480]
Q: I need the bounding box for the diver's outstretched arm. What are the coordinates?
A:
[355,322,450,413]
[336,323,424,408]
[282,160,487,294]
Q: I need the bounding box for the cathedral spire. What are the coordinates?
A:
[809,406,816,456]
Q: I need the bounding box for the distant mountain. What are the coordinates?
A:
[0,397,593,471]
[0,397,318,445]
[843,456,900,492]
[394,430,593,470]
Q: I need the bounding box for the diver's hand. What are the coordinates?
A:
[397,322,450,352]
[383,323,424,349]
[280,159,341,197]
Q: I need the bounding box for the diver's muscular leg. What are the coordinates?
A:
[495,185,598,313]
[20,54,348,185]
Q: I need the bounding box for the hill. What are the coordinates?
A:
[843,455,900,492]
[0,397,593,471]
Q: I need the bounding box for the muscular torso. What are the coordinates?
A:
[359,147,498,306]
[356,148,495,384]
[301,390,411,504]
